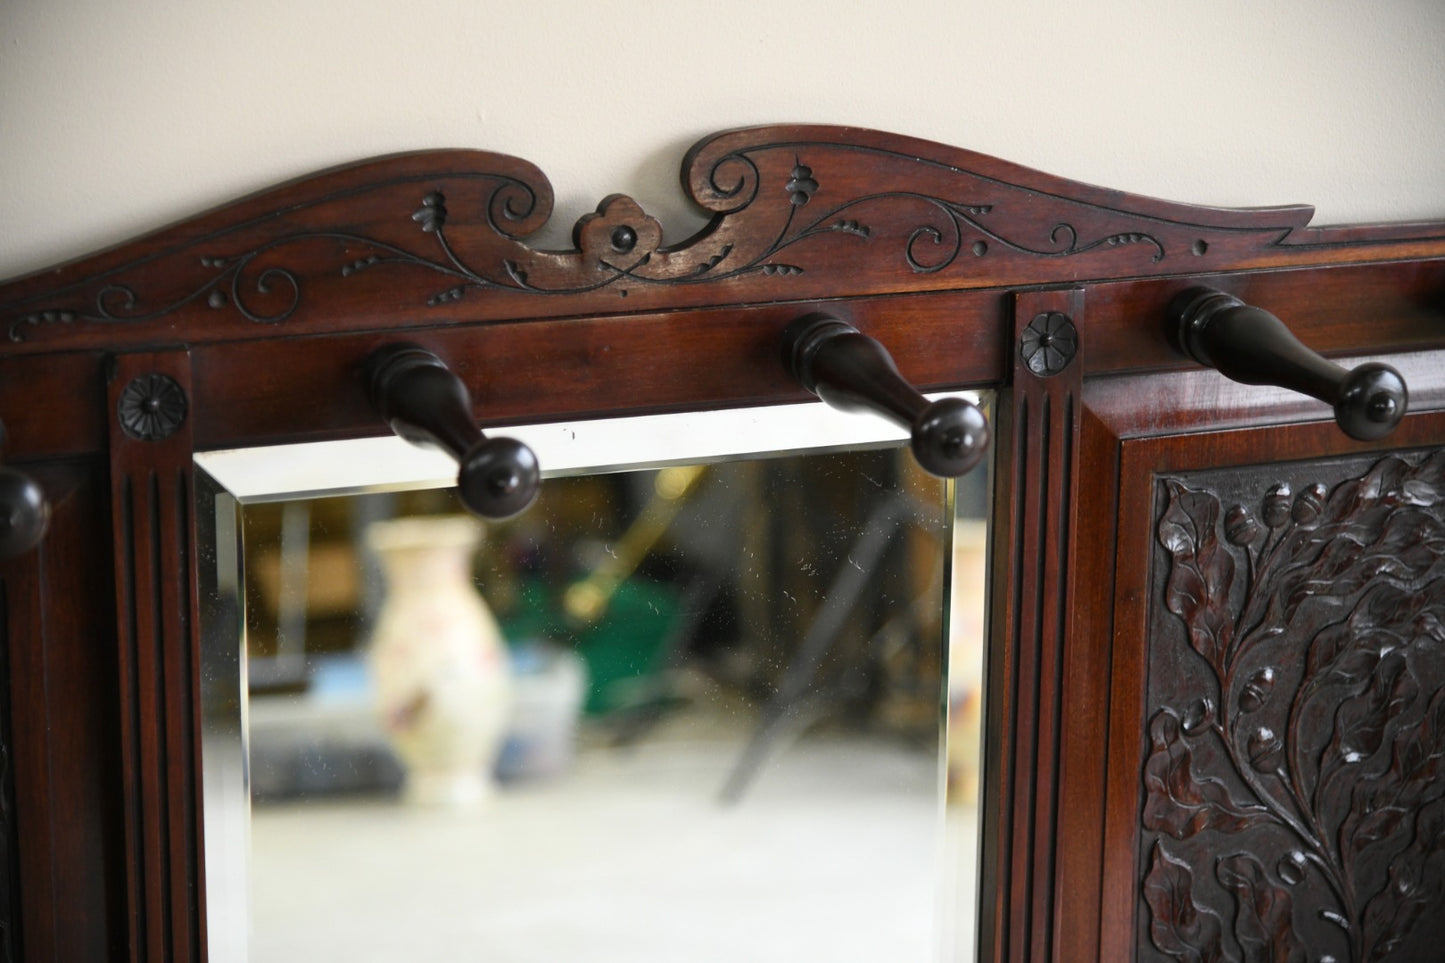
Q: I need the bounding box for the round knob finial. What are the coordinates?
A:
[1335,363,1407,441]
[458,436,541,519]
[913,397,990,477]
[0,466,49,560]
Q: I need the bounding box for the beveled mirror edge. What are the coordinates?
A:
[195,399,996,961]
[196,393,985,505]
[194,468,251,963]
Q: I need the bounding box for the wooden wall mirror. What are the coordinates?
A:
[1,125,1444,961]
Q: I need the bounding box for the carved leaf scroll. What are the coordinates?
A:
[0,125,1348,350]
[1144,452,1445,962]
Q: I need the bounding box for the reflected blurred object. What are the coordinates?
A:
[248,646,587,798]
[253,539,361,621]
[562,465,707,625]
[947,520,988,806]
[206,433,987,961]
[495,643,588,781]
[720,490,944,802]
[248,656,403,799]
[366,515,512,806]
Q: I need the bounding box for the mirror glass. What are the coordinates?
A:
[197,398,991,962]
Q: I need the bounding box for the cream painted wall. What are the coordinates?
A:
[2,0,1443,280]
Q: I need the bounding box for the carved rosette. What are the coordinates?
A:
[117,373,188,441]
[1144,451,1445,962]
[1020,311,1078,376]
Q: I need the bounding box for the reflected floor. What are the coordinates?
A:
[250,704,976,962]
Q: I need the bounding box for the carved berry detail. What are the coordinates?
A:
[785,162,819,206]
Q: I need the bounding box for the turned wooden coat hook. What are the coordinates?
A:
[1169,288,1408,441]
[781,314,990,477]
[0,421,49,560]
[366,344,540,519]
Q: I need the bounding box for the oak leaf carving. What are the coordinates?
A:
[1144,709,1269,839]
[1159,481,1237,672]
[1144,842,1229,963]
[1151,452,1445,960]
[1215,853,1306,963]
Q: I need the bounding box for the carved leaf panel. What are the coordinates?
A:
[1142,451,1445,962]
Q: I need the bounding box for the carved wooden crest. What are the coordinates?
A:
[4,125,1438,354]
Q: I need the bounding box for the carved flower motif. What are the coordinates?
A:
[1020,311,1078,377]
[786,163,819,206]
[117,373,188,441]
[573,195,663,268]
[412,192,447,233]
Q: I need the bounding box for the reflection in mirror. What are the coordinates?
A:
[197,399,991,961]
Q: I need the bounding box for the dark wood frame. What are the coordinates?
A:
[1,125,1442,961]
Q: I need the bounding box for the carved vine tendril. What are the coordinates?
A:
[1146,452,1445,962]
[8,245,310,342]
[6,148,1171,340]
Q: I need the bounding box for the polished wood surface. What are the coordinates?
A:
[1,125,1443,961]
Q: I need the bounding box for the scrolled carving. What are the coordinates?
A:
[1,156,559,342]
[4,126,1374,349]
[1145,452,1445,961]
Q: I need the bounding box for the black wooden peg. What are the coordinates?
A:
[0,421,49,560]
[1169,287,1407,441]
[781,313,990,477]
[365,344,540,519]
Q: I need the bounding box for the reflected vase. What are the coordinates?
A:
[365,515,511,806]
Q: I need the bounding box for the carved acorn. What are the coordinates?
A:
[1238,666,1277,713]
[1262,483,1292,528]
[1292,482,1327,525]
[1247,726,1286,772]
[1224,505,1261,546]
[1278,850,1309,885]
[1181,697,1215,735]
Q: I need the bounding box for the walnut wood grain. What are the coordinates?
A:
[0,462,122,960]
[982,288,1084,963]
[106,351,204,962]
